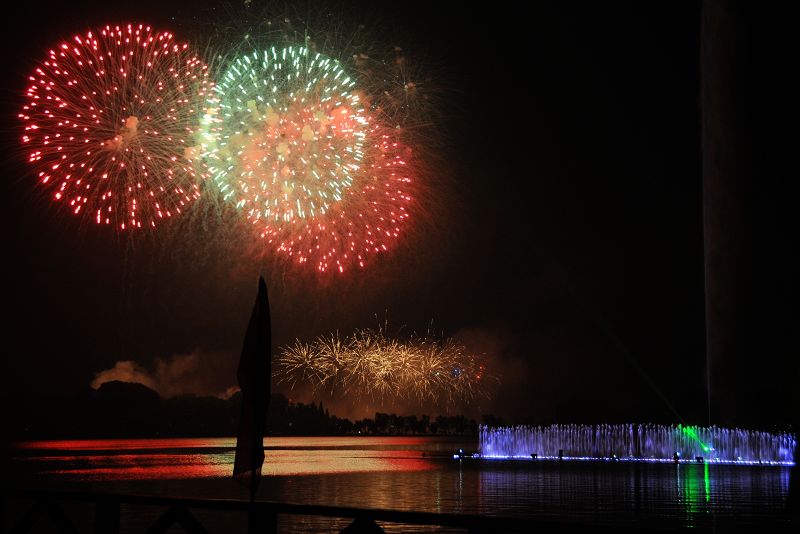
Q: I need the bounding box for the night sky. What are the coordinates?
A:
[1,1,795,425]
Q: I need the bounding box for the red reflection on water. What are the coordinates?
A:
[14,437,439,481]
[262,450,434,477]
[17,436,436,451]
[15,438,235,451]
[48,454,231,480]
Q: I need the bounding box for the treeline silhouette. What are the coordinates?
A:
[4,381,479,439]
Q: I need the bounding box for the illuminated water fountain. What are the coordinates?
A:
[477,424,795,465]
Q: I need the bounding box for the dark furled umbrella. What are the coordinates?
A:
[233,276,272,502]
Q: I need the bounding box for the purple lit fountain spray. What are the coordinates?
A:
[478,424,796,465]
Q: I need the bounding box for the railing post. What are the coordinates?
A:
[146,506,207,534]
[9,498,79,534]
[8,500,45,534]
[248,502,277,534]
[95,497,120,534]
[340,516,385,533]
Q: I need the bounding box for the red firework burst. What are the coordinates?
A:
[20,23,211,230]
[257,128,414,273]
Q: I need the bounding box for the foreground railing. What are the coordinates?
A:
[1,488,707,533]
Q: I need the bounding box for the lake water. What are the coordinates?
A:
[4,437,796,532]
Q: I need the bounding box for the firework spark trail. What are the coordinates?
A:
[275,327,491,405]
[20,23,212,230]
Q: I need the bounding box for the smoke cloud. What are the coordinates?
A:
[91,350,238,399]
[90,361,156,392]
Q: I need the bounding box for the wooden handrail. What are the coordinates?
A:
[2,488,711,533]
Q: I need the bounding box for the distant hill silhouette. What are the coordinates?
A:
[96,380,160,402]
[3,381,479,439]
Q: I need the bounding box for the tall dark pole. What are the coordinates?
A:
[701,0,746,427]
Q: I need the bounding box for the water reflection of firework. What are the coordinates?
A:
[275,326,493,405]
